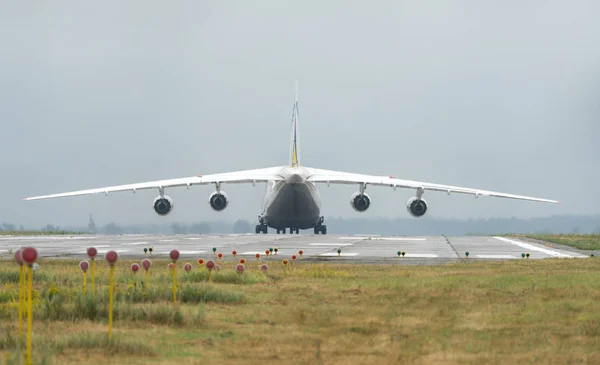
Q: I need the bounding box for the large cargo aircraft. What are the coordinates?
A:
[25,84,560,234]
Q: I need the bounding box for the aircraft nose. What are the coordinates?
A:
[285,173,306,184]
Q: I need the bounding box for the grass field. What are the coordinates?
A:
[1,256,600,365]
[509,234,600,251]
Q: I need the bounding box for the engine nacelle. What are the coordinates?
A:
[209,191,229,211]
[350,192,371,212]
[406,197,427,218]
[153,195,174,216]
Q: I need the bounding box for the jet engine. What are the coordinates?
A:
[153,195,174,216]
[350,192,371,212]
[209,191,229,211]
[406,197,427,218]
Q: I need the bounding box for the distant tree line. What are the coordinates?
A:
[2,215,599,235]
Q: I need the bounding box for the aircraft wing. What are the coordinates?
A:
[306,168,560,204]
[24,167,284,201]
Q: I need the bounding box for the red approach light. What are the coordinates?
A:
[105,250,118,265]
[206,260,215,270]
[22,247,38,265]
[260,264,268,272]
[265,249,270,255]
[184,263,192,272]
[79,260,89,272]
[168,263,175,270]
[236,264,245,273]
[282,259,288,265]
[131,263,140,273]
[255,253,260,259]
[239,258,246,264]
[217,253,223,259]
[197,258,205,265]
[298,250,304,255]
[142,259,152,270]
[14,249,23,265]
[169,249,180,261]
[232,250,237,256]
[87,247,98,258]
[292,255,297,261]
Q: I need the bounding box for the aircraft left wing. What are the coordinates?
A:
[24,167,284,201]
[306,168,560,204]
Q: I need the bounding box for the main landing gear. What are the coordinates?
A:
[314,216,327,235]
[255,223,267,234]
[278,228,299,234]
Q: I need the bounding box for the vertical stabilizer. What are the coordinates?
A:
[290,81,300,167]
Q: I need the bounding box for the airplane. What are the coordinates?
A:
[24,84,560,235]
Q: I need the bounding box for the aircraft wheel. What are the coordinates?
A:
[321,225,327,235]
[262,225,267,234]
[255,225,261,234]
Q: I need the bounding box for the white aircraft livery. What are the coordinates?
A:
[25,84,560,235]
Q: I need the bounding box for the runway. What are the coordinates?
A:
[0,234,588,264]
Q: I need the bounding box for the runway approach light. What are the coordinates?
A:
[149,247,153,256]
[184,263,192,272]
[526,252,530,259]
[261,264,268,273]
[292,254,297,262]
[269,247,274,255]
[21,246,38,365]
[87,247,98,295]
[298,250,304,258]
[591,254,595,257]
[239,258,246,265]
[402,251,406,257]
[232,250,237,257]
[236,263,245,274]
[256,253,261,261]
[282,258,289,266]
[212,247,217,255]
[79,260,89,296]
[197,258,205,266]
[217,252,223,260]
[168,263,175,270]
[105,250,118,340]
[521,253,525,259]
[274,247,279,255]
[131,263,140,274]
[265,249,270,258]
[206,260,215,281]
[465,252,469,258]
[337,249,342,257]
[397,251,401,257]
[144,248,148,255]
[142,259,152,293]
[169,250,179,304]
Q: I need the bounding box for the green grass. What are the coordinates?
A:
[509,234,600,250]
[1,258,600,364]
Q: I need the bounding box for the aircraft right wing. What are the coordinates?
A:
[24,167,285,201]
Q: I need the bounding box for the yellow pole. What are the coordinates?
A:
[26,265,33,365]
[18,264,24,339]
[83,271,87,296]
[172,264,177,304]
[91,259,95,296]
[108,265,114,340]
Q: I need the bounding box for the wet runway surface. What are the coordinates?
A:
[0,234,587,264]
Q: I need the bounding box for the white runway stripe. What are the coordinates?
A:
[310,243,354,246]
[401,253,438,258]
[476,254,517,259]
[493,237,586,258]
[121,241,149,246]
[319,252,359,257]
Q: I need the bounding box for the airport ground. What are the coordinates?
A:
[1,234,600,364]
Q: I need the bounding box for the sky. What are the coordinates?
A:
[1,1,599,228]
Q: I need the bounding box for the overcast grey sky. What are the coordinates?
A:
[1,1,599,228]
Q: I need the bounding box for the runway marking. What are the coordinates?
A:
[160,239,177,242]
[122,241,149,246]
[319,252,359,257]
[402,253,438,258]
[185,237,202,240]
[493,237,586,258]
[476,254,517,259]
[160,250,205,255]
[371,237,427,241]
[97,249,130,254]
[310,243,354,246]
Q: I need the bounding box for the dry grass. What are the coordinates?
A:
[1,257,600,364]
[510,234,600,251]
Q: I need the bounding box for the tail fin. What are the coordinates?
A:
[290,81,300,167]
